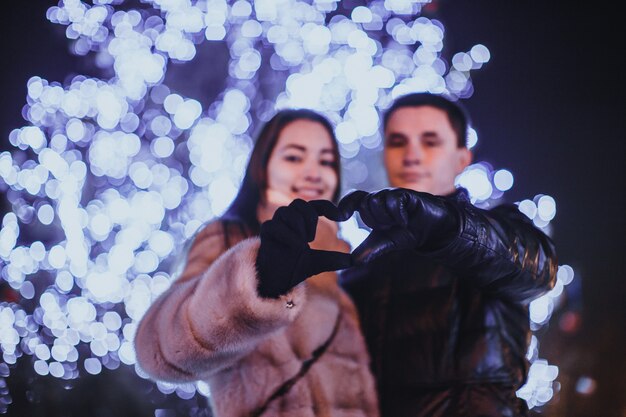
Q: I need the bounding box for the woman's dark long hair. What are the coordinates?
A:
[223,109,341,234]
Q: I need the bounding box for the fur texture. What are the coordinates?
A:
[135,221,379,417]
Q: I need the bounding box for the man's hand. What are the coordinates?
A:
[256,199,352,298]
[338,188,460,264]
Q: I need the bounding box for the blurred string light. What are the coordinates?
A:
[0,0,572,412]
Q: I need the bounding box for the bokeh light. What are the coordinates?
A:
[0,0,568,412]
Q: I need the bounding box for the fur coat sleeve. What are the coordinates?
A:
[134,221,306,382]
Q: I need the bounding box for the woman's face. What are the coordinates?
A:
[265,119,338,205]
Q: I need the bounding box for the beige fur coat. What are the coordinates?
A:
[134,220,379,417]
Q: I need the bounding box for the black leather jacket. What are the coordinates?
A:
[340,190,557,417]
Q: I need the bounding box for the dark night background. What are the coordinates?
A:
[1,1,624,416]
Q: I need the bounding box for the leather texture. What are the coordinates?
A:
[337,189,460,264]
[340,188,557,417]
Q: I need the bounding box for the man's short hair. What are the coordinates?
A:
[383,93,471,148]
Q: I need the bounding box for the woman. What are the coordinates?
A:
[134,109,379,417]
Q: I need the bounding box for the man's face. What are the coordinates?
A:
[383,106,471,196]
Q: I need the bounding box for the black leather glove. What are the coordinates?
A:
[338,188,460,264]
[256,199,352,298]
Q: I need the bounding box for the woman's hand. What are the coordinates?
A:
[255,199,352,298]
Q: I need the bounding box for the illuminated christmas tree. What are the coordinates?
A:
[0,0,571,413]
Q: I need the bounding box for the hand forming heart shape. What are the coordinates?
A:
[309,190,421,266]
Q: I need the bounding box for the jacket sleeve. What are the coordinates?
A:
[426,201,557,304]
[133,222,306,383]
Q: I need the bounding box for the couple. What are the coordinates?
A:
[134,94,557,417]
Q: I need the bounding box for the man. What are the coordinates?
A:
[339,93,557,417]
